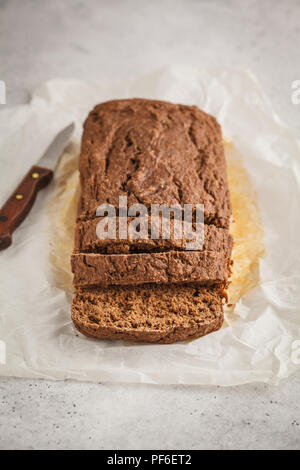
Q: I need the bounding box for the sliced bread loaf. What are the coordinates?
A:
[71,98,232,344]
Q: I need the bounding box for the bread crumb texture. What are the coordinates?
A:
[72,284,224,343]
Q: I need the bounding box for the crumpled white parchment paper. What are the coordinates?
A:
[1,66,300,385]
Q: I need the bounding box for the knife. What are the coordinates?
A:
[0,122,75,250]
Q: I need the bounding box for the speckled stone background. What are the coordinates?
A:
[0,0,300,450]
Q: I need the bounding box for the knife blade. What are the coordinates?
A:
[0,122,75,250]
[37,123,75,171]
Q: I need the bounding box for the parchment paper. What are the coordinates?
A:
[1,66,300,385]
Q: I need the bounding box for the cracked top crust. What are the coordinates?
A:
[77,98,232,228]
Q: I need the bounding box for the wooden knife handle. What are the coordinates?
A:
[0,165,53,250]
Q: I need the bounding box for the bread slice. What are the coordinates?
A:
[72,284,224,344]
[75,219,233,255]
[71,250,231,288]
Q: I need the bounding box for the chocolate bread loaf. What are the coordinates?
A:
[71,99,233,343]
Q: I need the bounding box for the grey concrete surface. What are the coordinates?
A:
[1,375,300,450]
[0,0,300,450]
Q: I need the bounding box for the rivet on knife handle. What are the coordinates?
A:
[0,165,53,250]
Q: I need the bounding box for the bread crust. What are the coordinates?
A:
[77,98,231,228]
[72,312,224,344]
